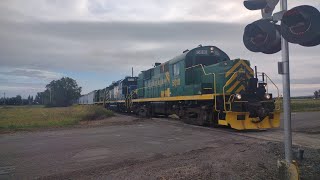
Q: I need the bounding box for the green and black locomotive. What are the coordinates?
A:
[80,45,280,130]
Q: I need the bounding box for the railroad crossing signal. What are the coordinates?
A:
[244,0,279,18]
[243,1,320,54]
[243,0,319,178]
[281,5,320,47]
[243,19,281,54]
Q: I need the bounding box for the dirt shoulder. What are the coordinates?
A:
[41,141,320,180]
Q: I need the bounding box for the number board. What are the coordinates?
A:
[195,50,208,55]
[127,78,135,82]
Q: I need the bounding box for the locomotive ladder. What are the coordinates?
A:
[125,90,137,110]
[103,90,110,107]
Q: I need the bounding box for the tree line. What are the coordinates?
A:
[0,95,34,106]
[1,77,82,107]
[314,90,320,99]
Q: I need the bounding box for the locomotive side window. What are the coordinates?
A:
[160,62,169,73]
[173,63,180,76]
[164,63,169,72]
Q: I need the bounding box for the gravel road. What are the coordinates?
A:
[0,112,319,180]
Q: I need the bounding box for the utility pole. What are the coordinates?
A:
[3,92,5,105]
[280,0,292,164]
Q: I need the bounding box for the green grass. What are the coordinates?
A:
[278,98,320,112]
[0,105,114,131]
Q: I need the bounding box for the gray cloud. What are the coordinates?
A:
[0,21,244,72]
[1,20,319,96]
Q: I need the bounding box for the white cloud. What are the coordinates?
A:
[0,68,62,80]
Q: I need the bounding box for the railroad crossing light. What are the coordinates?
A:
[244,0,267,10]
[244,0,279,18]
[281,5,320,47]
[243,19,281,54]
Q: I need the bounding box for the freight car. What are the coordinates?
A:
[78,91,95,105]
[79,45,280,130]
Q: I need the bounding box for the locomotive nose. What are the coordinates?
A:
[256,106,269,121]
[247,102,270,122]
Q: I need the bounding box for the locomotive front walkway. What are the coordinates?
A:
[0,113,319,179]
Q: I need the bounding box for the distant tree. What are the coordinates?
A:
[15,95,22,105]
[0,97,5,105]
[22,98,29,105]
[28,95,31,105]
[45,77,81,107]
[34,92,45,104]
[314,90,319,99]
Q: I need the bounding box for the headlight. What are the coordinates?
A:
[264,94,271,99]
[235,94,242,100]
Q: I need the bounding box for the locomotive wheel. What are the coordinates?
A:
[182,108,210,126]
[182,109,197,125]
[212,112,219,128]
[138,106,149,118]
[199,109,210,126]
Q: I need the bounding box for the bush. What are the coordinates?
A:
[79,106,114,121]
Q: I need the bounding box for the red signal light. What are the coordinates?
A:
[281,5,320,46]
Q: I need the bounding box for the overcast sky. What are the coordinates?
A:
[0,0,319,98]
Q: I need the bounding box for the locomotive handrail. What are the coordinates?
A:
[125,86,139,109]
[185,64,217,111]
[261,73,281,111]
[126,84,151,108]
[222,70,281,112]
[222,72,239,112]
[103,88,107,107]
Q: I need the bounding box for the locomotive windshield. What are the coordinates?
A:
[186,46,230,68]
[195,56,219,66]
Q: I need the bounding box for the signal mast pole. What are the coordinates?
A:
[280,0,292,163]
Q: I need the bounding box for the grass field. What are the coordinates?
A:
[289,99,320,112]
[0,105,113,131]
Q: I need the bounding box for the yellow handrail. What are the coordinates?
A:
[185,64,217,111]
[222,72,239,112]
[262,73,281,111]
